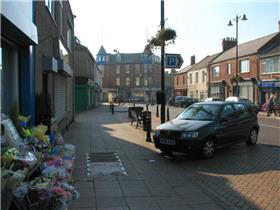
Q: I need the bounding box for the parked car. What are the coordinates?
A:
[225,97,260,114]
[179,97,199,108]
[113,96,123,103]
[153,101,259,159]
[127,96,143,103]
[173,96,188,107]
[204,97,223,102]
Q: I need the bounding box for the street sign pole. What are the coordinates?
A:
[160,0,165,124]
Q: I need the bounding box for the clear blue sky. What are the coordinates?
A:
[71,0,279,68]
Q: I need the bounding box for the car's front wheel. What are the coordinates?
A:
[246,128,258,145]
[201,139,215,159]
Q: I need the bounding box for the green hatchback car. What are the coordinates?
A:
[153,101,259,158]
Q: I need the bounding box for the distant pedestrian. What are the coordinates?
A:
[267,93,277,116]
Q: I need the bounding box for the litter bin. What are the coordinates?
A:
[142,111,151,131]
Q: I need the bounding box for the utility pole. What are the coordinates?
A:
[160,0,165,124]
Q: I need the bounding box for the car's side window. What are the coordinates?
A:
[221,104,235,118]
[233,103,248,117]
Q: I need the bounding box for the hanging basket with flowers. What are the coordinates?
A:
[144,28,177,54]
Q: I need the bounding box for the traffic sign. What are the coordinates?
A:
[165,53,184,69]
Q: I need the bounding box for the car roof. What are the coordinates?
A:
[195,101,243,105]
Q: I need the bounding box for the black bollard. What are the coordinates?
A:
[111,103,115,114]
[133,102,135,107]
[146,104,149,111]
[167,107,170,121]
[146,115,152,142]
[156,104,159,117]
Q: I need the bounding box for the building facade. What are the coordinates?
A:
[187,53,220,100]
[74,41,102,112]
[34,0,75,131]
[1,1,38,124]
[96,46,161,102]
[173,56,196,97]
[209,32,280,104]
[258,44,280,104]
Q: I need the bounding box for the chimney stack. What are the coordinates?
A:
[222,37,237,52]
[190,55,195,65]
[278,20,280,32]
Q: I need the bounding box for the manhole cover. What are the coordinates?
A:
[86,152,127,176]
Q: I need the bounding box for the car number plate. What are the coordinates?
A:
[159,138,175,145]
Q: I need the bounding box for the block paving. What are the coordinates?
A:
[65,103,280,210]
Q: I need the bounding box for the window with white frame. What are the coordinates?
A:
[240,60,250,73]
[227,63,231,75]
[202,71,205,83]
[261,56,280,74]
[212,66,219,77]
[116,77,120,86]
[116,65,120,74]
[144,78,148,86]
[148,77,152,86]
[125,64,130,74]
[189,73,192,84]
[135,77,140,86]
[135,64,140,74]
[143,64,148,73]
[195,72,198,83]
[45,0,55,18]
[126,77,130,86]
[67,29,72,50]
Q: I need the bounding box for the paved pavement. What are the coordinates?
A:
[65,103,280,210]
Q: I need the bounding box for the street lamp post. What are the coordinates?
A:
[160,0,165,124]
[227,14,247,97]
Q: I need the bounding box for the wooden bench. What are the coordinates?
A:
[130,109,143,128]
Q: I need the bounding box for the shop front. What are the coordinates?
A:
[209,82,225,100]
[258,80,280,105]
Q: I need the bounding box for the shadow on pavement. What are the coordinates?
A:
[66,103,279,210]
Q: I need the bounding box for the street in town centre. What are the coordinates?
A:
[66,103,280,210]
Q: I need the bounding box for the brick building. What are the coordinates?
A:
[75,41,102,112]
[187,53,220,100]
[209,32,280,104]
[173,56,196,97]
[96,46,161,102]
[258,43,280,104]
[34,0,75,131]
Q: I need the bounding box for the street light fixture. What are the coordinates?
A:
[227,14,247,97]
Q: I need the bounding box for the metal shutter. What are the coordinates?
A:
[54,74,66,122]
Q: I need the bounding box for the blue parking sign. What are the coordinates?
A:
[165,54,183,69]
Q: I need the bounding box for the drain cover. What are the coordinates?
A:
[86,152,127,176]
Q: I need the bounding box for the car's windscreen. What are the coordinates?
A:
[177,104,221,120]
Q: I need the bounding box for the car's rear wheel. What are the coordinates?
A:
[201,139,215,159]
[246,128,258,145]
